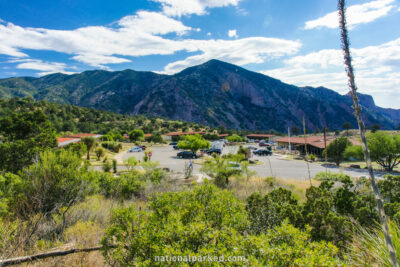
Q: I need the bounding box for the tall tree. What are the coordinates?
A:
[371,124,381,133]
[81,137,97,160]
[0,110,57,173]
[177,134,210,153]
[338,1,399,265]
[368,132,400,171]
[342,122,351,136]
[129,129,145,142]
[324,137,351,166]
[291,126,300,136]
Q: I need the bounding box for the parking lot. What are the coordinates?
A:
[117,144,389,180]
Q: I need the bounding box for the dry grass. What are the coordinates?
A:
[1,195,147,267]
[228,175,319,201]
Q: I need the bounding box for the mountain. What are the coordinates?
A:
[0,59,399,131]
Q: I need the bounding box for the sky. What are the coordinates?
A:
[0,0,399,108]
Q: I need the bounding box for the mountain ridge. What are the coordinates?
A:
[0,59,399,131]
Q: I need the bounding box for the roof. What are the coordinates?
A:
[164,131,204,136]
[276,136,360,149]
[144,134,152,138]
[218,134,229,137]
[57,137,81,147]
[66,133,102,138]
[247,134,276,138]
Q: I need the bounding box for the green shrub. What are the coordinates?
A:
[178,134,210,153]
[247,188,303,234]
[99,171,144,199]
[16,150,96,216]
[112,159,117,173]
[101,142,122,153]
[314,171,351,181]
[227,134,243,142]
[102,160,112,172]
[343,145,363,160]
[101,183,342,266]
[95,147,106,161]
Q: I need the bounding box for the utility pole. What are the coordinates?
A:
[303,116,308,156]
[323,126,327,162]
[288,127,291,153]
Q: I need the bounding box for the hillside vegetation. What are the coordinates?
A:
[1,60,399,131]
[1,103,400,266]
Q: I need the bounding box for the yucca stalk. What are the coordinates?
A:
[337,0,399,266]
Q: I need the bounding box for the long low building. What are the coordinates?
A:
[276,136,360,156]
[57,137,81,147]
[57,133,103,147]
[246,134,276,142]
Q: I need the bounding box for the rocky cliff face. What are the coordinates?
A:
[0,59,399,131]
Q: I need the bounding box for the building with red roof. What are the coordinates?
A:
[57,137,81,147]
[246,134,276,142]
[276,135,360,156]
[58,133,103,147]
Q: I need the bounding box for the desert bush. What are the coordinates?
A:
[101,142,122,153]
[247,188,303,234]
[124,156,138,172]
[101,183,342,266]
[95,147,106,161]
[99,171,144,199]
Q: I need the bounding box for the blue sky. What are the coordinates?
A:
[0,0,399,108]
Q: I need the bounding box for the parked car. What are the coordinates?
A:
[247,146,257,150]
[207,148,222,155]
[140,145,147,150]
[259,142,271,147]
[253,149,272,156]
[128,147,142,152]
[169,142,178,146]
[177,151,199,159]
[248,139,255,143]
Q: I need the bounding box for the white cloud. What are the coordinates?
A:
[304,0,396,29]
[207,32,211,36]
[163,37,301,73]
[228,29,238,38]
[153,0,240,17]
[16,59,76,76]
[0,12,194,67]
[0,9,300,73]
[118,11,191,35]
[261,38,400,108]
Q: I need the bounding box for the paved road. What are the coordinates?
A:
[104,145,393,180]
[250,154,390,180]
[121,145,203,174]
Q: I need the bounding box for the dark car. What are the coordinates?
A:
[247,146,257,150]
[173,145,179,150]
[207,148,222,155]
[177,151,198,159]
[259,142,270,147]
[169,142,178,146]
[140,145,147,150]
[253,149,272,156]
